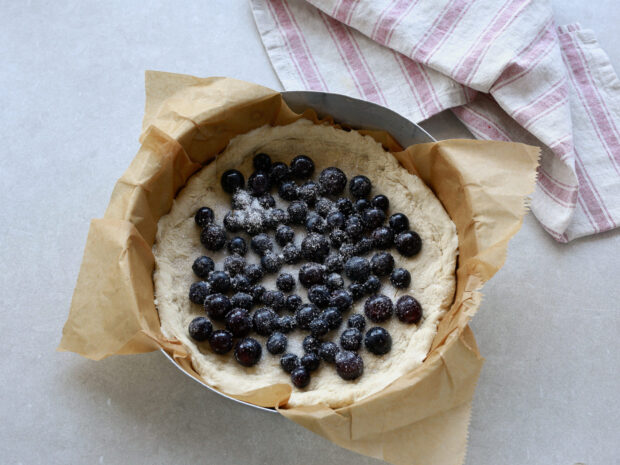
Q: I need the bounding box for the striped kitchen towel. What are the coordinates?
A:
[251,0,620,242]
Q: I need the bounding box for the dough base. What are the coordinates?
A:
[153,120,458,408]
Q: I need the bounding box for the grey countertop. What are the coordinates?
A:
[1,1,619,464]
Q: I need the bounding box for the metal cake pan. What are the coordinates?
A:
[161,91,436,413]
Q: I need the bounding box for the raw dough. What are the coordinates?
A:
[153,120,457,408]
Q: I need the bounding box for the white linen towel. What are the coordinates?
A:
[251,0,620,242]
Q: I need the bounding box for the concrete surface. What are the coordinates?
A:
[1,1,618,464]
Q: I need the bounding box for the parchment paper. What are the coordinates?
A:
[59,71,539,465]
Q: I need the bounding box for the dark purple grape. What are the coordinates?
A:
[275,225,294,246]
[301,352,321,372]
[347,314,366,331]
[326,211,345,230]
[189,281,209,305]
[344,256,371,282]
[364,294,394,323]
[204,293,232,320]
[282,243,302,264]
[364,327,392,355]
[344,215,364,240]
[258,193,276,209]
[231,274,251,293]
[276,273,296,292]
[323,307,343,330]
[260,251,282,273]
[298,262,325,288]
[336,198,354,216]
[390,268,411,288]
[277,315,297,333]
[395,295,422,324]
[395,231,422,257]
[224,254,246,276]
[355,198,370,213]
[329,229,348,248]
[209,270,231,293]
[194,207,214,227]
[244,263,264,283]
[268,162,291,185]
[349,175,372,198]
[234,338,262,366]
[326,273,344,290]
[251,233,273,256]
[362,207,386,230]
[192,255,215,279]
[253,153,271,172]
[285,294,302,312]
[278,181,299,201]
[340,328,362,351]
[308,284,331,308]
[348,283,365,301]
[227,236,247,256]
[324,253,344,273]
[335,351,363,380]
[329,289,353,311]
[266,332,288,354]
[302,335,321,354]
[291,366,311,388]
[224,211,242,232]
[355,237,374,256]
[287,200,308,225]
[209,330,233,354]
[339,243,357,261]
[305,213,327,234]
[370,252,394,277]
[309,317,329,338]
[290,155,315,178]
[315,197,333,217]
[250,284,265,304]
[319,341,339,363]
[253,308,278,336]
[295,304,320,330]
[266,208,289,228]
[319,167,347,195]
[261,290,286,312]
[389,213,409,233]
[371,195,389,211]
[248,171,271,196]
[298,181,320,206]
[188,317,213,341]
[281,353,300,373]
[220,170,244,193]
[200,224,226,251]
[364,275,381,295]
[225,308,252,337]
[301,232,330,262]
[231,292,253,310]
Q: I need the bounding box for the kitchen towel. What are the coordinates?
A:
[250,0,620,242]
